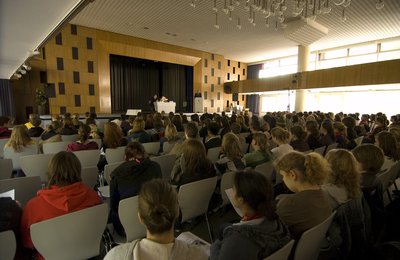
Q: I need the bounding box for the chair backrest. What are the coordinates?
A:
[150,154,176,181]
[325,143,338,155]
[118,196,146,242]
[162,142,175,154]
[313,146,326,156]
[0,230,16,260]
[220,171,235,207]
[31,203,108,260]
[240,142,249,154]
[142,142,161,155]
[104,161,123,182]
[20,153,55,182]
[105,146,126,164]
[178,176,218,222]
[207,146,221,164]
[264,240,295,260]
[0,176,42,206]
[255,161,275,182]
[73,149,100,168]
[0,158,13,180]
[91,138,102,148]
[3,145,38,170]
[42,141,70,154]
[81,166,99,188]
[354,136,364,146]
[294,211,336,260]
[61,134,79,142]
[0,138,10,158]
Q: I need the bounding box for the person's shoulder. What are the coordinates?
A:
[104,241,137,260]
[173,239,208,260]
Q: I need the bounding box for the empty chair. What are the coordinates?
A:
[293,211,336,260]
[207,146,221,164]
[255,161,275,182]
[42,141,70,154]
[104,162,123,183]
[313,146,326,156]
[0,230,16,260]
[118,196,146,242]
[220,171,235,207]
[178,176,218,241]
[0,176,42,206]
[325,143,338,155]
[81,166,99,188]
[20,153,55,182]
[4,145,37,171]
[73,149,100,168]
[105,146,125,164]
[0,138,10,158]
[142,142,161,155]
[264,240,295,260]
[31,203,108,260]
[0,158,13,180]
[150,154,176,181]
[61,134,79,142]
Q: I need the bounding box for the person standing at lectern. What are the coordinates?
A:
[194,90,202,98]
[149,94,158,111]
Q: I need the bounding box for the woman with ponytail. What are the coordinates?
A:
[275,151,332,239]
[105,179,207,260]
[66,124,98,152]
[210,170,291,260]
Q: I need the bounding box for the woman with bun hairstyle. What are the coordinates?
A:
[105,179,207,260]
[210,170,291,260]
[67,124,99,152]
[275,151,332,239]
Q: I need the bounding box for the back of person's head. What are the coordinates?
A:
[104,122,123,148]
[191,113,199,123]
[231,122,241,134]
[132,118,145,132]
[389,127,400,146]
[7,125,32,152]
[78,124,91,142]
[63,118,74,128]
[89,113,97,119]
[250,119,261,132]
[172,114,182,127]
[271,127,290,144]
[352,144,384,174]
[325,149,361,199]
[165,123,178,141]
[29,113,39,123]
[207,121,220,136]
[290,125,307,141]
[221,132,243,159]
[220,116,230,129]
[306,120,319,135]
[0,116,10,127]
[47,151,81,187]
[342,116,356,129]
[125,141,146,161]
[184,122,198,139]
[275,151,329,185]
[321,119,335,137]
[376,131,399,161]
[234,169,276,220]
[138,179,178,234]
[64,113,72,119]
[182,139,211,172]
[252,132,268,152]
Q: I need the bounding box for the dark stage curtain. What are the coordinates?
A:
[162,63,186,112]
[110,55,159,113]
[246,94,260,116]
[0,79,15,116]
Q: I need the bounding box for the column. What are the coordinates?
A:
[295,45,310,112]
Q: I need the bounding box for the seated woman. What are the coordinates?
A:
[270,127,293,161]
[20,151,102,259]
[215,132,245,174]
[109,142,162,236]
[105,179,207,260]
[160,123,180,154]
[210,170,291,260]
[128,118,152,143]
[170,139,216,187]
[305,120,323,150]
[320,120,335,146]
[289,125,310,152]
[333,122,349,149]
[60,118,78,135]
[27,116,44,137]
[243,133,271,168]
[275,151,332,239]
[67,124,99,152]
[41,121,61,141]
[323,149,361,209]
[375,131,399,172]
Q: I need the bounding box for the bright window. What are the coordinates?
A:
[349,44,377,56]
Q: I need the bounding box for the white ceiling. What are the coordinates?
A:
[72,0,400,63]
[1,0,400,79]
[0,0,83,79]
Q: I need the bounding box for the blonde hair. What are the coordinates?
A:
[271,127,291,144]
[6,125,34,152]
[139,179,178,234]
[325,149,361,199]
[252,132,269,152]
[132,118,145,132]
[164,123,178,142]
[103,122,123,148]
[275,151,329,185]
[221,132,243,160]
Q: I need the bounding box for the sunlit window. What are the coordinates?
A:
[347,54,377,65]
[317,58,347,69]
[323,49,347,59]
[378,50,400,61]
[380,40,400,52]
[349,44,377,56]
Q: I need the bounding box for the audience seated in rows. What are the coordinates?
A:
[305,120,323,150]
[109,142,162,236]
[271,127,293,161]
[320,120,335,147]
[243,132,271,168]
[215,132,245,175]
[275,151,332,239]
[66,124,99,152]
[60,118,78,135]
[105,179,207,260]
[128,118,151,143]
[375,131,399,172]
[160,123,180,154]
[289,125,310,152]
[168,122,199,156]
[210,170,291,260]
[205,122,221,152]
[20,151,102,260]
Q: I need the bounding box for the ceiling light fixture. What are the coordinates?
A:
[13,73,22,79]
[22,64,31,71]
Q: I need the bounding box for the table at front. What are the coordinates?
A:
[155,102,176,113]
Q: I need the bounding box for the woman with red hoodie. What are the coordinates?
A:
[20,151,102,259]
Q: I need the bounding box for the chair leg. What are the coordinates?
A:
[205,213,214,243]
